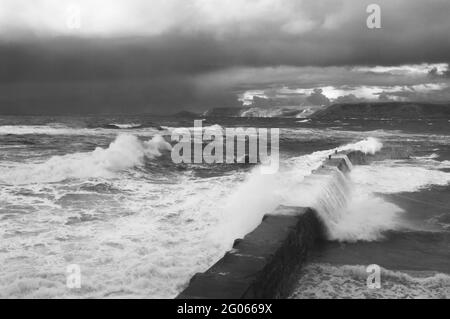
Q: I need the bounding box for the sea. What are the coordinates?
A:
[0,114,449,298]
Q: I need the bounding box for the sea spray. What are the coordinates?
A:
[338,137,383,155]
[290,263,450,299]
[351,162,450,194]
[0,134,172,185]
[214,137,391,244]
[0,124,163,136]
[1,114,449,300]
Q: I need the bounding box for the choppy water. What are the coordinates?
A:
[0,115,449,298]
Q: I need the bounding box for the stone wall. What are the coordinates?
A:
[177,151,367,299]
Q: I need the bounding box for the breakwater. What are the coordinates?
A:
[177,151,367,299]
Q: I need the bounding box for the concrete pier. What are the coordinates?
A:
[177,151,367,299]
[177,207,324,299]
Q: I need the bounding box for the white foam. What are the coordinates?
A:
[412,153,439,160]
[109,123,142,129]
[339,137,383,155]
[2,134,445,298]
[0,125,161,136]
[351,162,450,194]
[240,107,286,118]
[0,125,96,135]
[325,190,404,241]
[214,137,388,243]
[279,167,404,242]
[0,134,172,185]
[0,168,248,298]
[314,156,450,240]
[290,263,450,299]
[215,137,426,243]
[165,124,223,133]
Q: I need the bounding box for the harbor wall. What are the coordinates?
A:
[177,151,366,299]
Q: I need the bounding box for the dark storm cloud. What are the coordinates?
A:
[334,94,366,104]
[376,85,450,103]
[1,0,450,114]
[0,35,234,83]
[307,89,330,106]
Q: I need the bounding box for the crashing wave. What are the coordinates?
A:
[215,137,394,243]
[104,123,143,129]
[290,263,450,299]
[215,137,447,242]
[0,124,162,136]
[0,134,172,185]
[239,107,305,118]
[339,137,383,155]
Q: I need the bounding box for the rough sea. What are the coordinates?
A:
[0,115,449,298]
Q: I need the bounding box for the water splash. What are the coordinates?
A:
[0,134,172,185]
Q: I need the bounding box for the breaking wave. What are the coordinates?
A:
[215,137,393,243]
[104,123,143,129]
[290,263,450,299]
[0,134,172,185]
[351,160,450,194]
[339,137,383,155]
[217,137,450,243]
[0,125,162,136]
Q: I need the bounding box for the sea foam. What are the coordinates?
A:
[0,125,161,136]
[351,161,450,194]
[290,263,450,299]
[216,137,449,243]
[0,134,172,185]
[214,137,394,243]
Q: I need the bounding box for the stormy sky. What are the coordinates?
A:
[1,0,449,114]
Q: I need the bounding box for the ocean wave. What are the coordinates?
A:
[313,155,450,240]
[0,125,162,136]
[214,137,391,243]
[104,123,143,129]
[0,134,445,298]
[0,134,172,185]
[302,128,450,145]
[0,125,97,136]
[280,167,404,242]
[216,136,449,242]
[412,153,440,160]
[338,137,383,155]
[290,263,450,299]
[0,170,242,298]
[351,161,450,194]
[164,124,223,132]
[239,107,304,118]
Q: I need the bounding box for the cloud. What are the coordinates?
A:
[3,0,450,69]
[375,83,450,102]
[334,94,366,104]
[1,0,450,114]
[0,0,348,38]
[307,88,331,106]
[236,74,450,106]
[357,64,449,76]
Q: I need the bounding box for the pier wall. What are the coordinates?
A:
[177,151,366,299]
